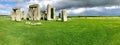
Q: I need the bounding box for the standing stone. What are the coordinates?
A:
[33,8,37,20]
[59,13,62,18]
[61,9,67,22]
[47,4,51,20]
[16,10,21,21]
[10,11,15,21]
[35,5,41,20]
[28,8,33,20]
[51,8,56,20]
[37,6,41,20]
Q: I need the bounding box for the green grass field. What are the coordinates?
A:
[0,16,120,45]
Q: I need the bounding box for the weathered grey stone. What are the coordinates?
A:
[51,8,56,20]
[12,7,20,11]
[10,11,15,21]
[37,6,41,20]
[29,4,39,8]
[47,4,51,20]
[33,8,37,20]
[16,10,21,21]
[35,6,41,20]
[28,8,33,20]
[61,9,67,22]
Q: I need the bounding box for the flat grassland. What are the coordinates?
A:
[0,16,120,45]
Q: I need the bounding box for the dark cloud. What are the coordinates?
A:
[52,0,120,10]
[75,8,120,16]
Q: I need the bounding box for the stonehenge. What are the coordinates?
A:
[10,4,68,22]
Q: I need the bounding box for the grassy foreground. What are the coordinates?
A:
[0,16,120,45]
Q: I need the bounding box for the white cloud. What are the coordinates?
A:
[104,6,120,9]
[67,8,86,14]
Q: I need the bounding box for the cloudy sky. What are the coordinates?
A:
[0,0,120,16]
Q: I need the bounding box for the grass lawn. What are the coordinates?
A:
[0,16,120,45]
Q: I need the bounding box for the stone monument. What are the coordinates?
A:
[47,4,51,20]
[61,9,67,22]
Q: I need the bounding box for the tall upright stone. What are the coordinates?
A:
[28,8,33,20]
[10,11,15,21]
[47,4,51,20]
[37,5,41,20]
[16,10,21,21]
[61,9,67,22]
[35,5,41,20]
[51,8,56,20]
[33,8,37,20]
[59,13,62,18]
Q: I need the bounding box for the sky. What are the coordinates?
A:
[0,0,120,16]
